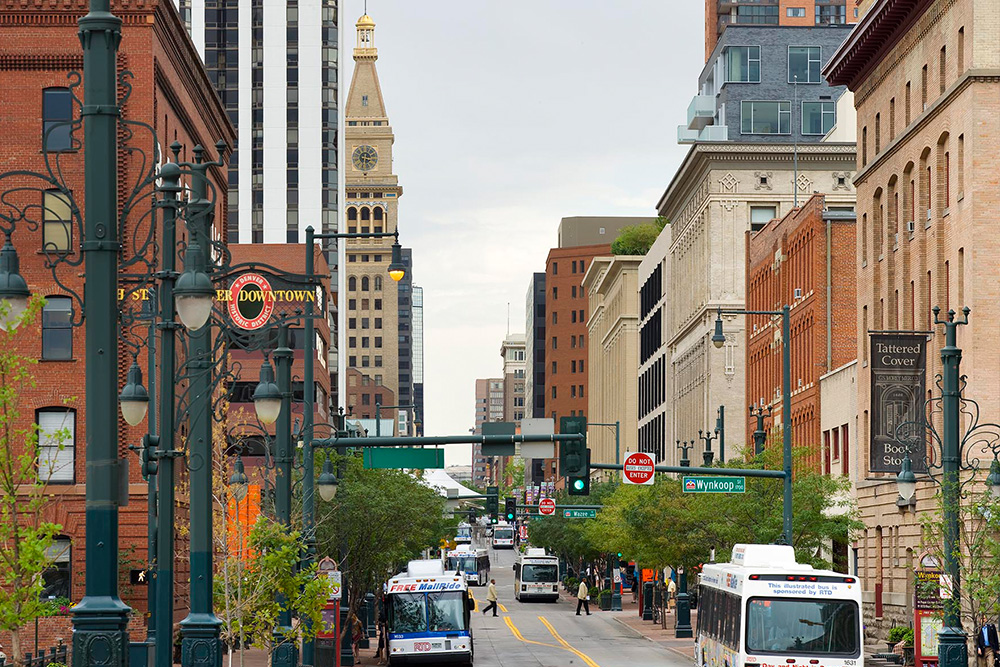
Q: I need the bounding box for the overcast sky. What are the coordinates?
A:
[342,1,704,466]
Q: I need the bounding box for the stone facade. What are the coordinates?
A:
[654,142,856,466]
[826,0,1000,638]
[583,256,643,469]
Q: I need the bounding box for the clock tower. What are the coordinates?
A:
[344,12,404,426]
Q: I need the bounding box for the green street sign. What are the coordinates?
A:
[682,476,745,493]
[562,509,597,519]
[363,447,445,469]
[481,422,516,456]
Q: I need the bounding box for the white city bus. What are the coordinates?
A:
[446,548,490,586]
[385,559,474,666]
[697,544,863,667]
[455,522,472,545]
[513,548,559,601]
[491,522,515,549]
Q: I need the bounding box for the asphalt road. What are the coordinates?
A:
[466,539,690,667]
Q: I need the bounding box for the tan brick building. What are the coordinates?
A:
[826,0,999,635]
[0,0,234,649]
[343,12,402,421]
[745,193,857,474]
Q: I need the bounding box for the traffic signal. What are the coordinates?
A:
[486,485,499,522]
[559,416,587,476]
[568,449,591,496]
[504,497,516,522]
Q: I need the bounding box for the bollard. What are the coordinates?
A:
[642,582,654,621]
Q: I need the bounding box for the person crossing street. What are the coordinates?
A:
[576,577,591,615]
[482,578,499,617]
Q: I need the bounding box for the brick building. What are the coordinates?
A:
[826,0,1000,635]
[744,194,856,473]
[471,378,503,488]
[0,0,233,649]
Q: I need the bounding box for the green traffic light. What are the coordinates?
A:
[572,479,585,491]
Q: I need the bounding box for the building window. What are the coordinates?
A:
[786,7,805,17]
[552,312,557,325]
[42,190,72,253]
[552,262,557,275]
[42,297,73,360]
[571,311,577,323]
[552,287,558,300]
[551,386,557,399]
[42,88,73,152]
[741,101,790,135]
[38,409,75,483]
[724,46,761,83]
[802,101,835,135]
[41,537,71,598]
[788,46,821,83]
[750,205,777,232]
[551,337,557,350]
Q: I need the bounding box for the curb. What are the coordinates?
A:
[611,616,697,662]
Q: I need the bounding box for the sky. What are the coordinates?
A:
[342,1,705,466]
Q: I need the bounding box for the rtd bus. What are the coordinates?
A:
[385,559,474,665]
[491,522,515,549]
[513,548,559,601]
[455,522,472,545]
[697,544,862,667]
[446,548,490,586]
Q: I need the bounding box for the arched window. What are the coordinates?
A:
[360,208,370,221]
[42,87,73,152]
[373,208,383,221]
[42,296,73,359]
[374,276,383,291]
[348,276,357,291]
[347,207,358,221]
[361,276,370,291]
[43,190,72,253]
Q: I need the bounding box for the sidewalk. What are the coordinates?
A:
[558,587,697,661]
[217,643,381,667]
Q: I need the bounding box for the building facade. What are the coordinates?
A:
[412,285,424,436]
[0,0,234,648]
[584,256,643,467]
[704,0,858,61]
[500,334,526,424]
[638,227,673,463]
[472,378,504,487]
[681,25,853,144]
[343,12,403,421]
[524,273,547,420]
[744,193,856,473]
[826,0,998,637]
[396,247,415,435]
[556,216,651,249]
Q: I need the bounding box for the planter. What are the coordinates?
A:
[902,647,914,665]
[599,591,612,611]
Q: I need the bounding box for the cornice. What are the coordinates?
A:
[0,53,82,70]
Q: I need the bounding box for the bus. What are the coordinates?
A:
[513,548,559,601]
[385,559,474,666]
[455,522,472,545]
[446,548,490,586]
[491,522,514,549]
[696,544,863,667]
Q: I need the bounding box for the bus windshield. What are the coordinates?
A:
[427,592,468,632]
[521,564,558,582]
[494,528,513,540]
[448,556,477,572]
[457,526,471,539]
[746,598,860,656]
[389,593,428,634]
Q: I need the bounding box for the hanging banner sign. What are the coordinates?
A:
[870,333,928,473]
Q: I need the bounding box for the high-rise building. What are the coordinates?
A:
[412,286,424,436]
[187,0,339,245]
[500,334,527,424]
[704,0,858,61]
[396,248,415,434]
[524,273,547,421]
[343,12,404,425]
[472,378,504,488]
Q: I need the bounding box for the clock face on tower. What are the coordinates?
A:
[352,145,378,171]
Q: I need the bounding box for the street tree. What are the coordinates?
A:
[0,297,74,663]
[527,481,618,570]
[314,458,449,644]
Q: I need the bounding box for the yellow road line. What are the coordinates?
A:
[538,616,601,667]
[498,603,508,612]
[503,617,562,651]
[470,592,478,613]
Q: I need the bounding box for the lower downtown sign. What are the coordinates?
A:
[682,476,745,493]
[870,333,928,473]
[563,509,596,519]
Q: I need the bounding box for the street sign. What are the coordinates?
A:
[327,571,342,600]
[623,451,655,485]
[362,447,445,469]
[563,509,597,519]
[481,422,516,456]
[682,476,746,493]
[539,498,556,515]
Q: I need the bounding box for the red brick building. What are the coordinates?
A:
[744,194,856,472]
[0,0,233,649]
[543,244,606,480]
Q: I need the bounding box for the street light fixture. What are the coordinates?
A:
[173,267,214,331]
[988,459,1000,499]
[711,314,727,349]
[229,456,250,503]
[119,360,150,426]
[388,233,406,282]
[253,358,282,425]
[318,458,339,501]
[0,236,30,330]
[895,452,917,502]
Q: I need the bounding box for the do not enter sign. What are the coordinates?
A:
[539,498,556,515]
[623,452,655,485]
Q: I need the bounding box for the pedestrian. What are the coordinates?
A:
[350,612,364,662]
[375,601,388,665]
[667,576,677,614]
[482,578,499,617]
[576,577,591,616]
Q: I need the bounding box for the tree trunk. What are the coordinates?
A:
[10,628,22,664]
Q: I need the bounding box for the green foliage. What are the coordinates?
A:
[315,457,450,635]
[887,626,908,643]
[0,297,72,663]
[212,517,331,656]
[527,481,618,563]
[610,217,667,256]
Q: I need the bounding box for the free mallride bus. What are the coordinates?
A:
[513,548,559,601]
[455,522,472,545]
[446,547,490,586]
[491,522,515,549]
[385,559,474,666]
[696,544,863,667]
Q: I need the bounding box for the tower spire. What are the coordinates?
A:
[355,11,377,61]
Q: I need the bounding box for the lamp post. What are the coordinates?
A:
[749,404,772,456]
[589,421,621,465]
[892,307,1000,667]
[697,429,718,466]
[373,397,417,437]
[713,306,793,546]
[677,441,692,467]
[675,566,692,638]
[715,406,725,462]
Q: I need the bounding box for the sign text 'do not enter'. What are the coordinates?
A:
[623,452,655,485]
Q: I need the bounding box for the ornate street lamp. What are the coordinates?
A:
[119,360,150,426]
[173,267,214,331]
[228,456,250,503]
[253,359,282,425]
[895,452,917,502]
[388,232,406,282]
[318,458,339,502]
[0,235,30,330]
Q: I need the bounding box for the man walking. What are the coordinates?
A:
[482,578,499,617]
[576,577,591,616]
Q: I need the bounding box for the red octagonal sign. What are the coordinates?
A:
[538,497,556,515]
[623,452,655,485]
